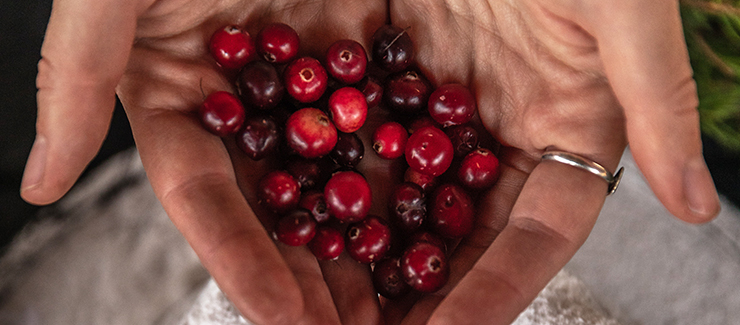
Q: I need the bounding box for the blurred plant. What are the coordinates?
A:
[682,0,740,151]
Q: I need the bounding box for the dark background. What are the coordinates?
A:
[1,0,739,252]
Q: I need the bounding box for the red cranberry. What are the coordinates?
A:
[407,231,446,253]
[429,184,474,238]
[459,148,500,189]
[273,209,316,246]
[328,87,368,133]
[324,171,372,223]
[299,190,332,223]
[428,83,477,127]
[388,182,426,231]
[236,115,280,160]
[371,25,414,72]
[325,39,367,84]
[404,167,438,194]
[285,157,332,190]
[372,257,411,299]
[284,57,328,103]
[308,226,345,260]
[406,116,440,135]
[356,75,383,108]
[236,60,284,109]
[258,170,301,213]
[256,22,300,64]
[384,70,432,115]
[209,25,256,70]
[199,91,245,137]
[401,242,449,293]
[405,126,454,176]
[345,215,392,263]
[372,122,408,160]
[445,124,479,157]
[285,108,338,158]
[330,132,364,167]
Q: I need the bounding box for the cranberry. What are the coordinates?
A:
[236,60,284,109]
[325,39,367,84]
[401,242,449,293]
[372,122,408,160]
[371,25,414,72]
[308,226,345,260]
[407,231,446,253]
[445,124,479,157]
[236,115,280,160]
[285,108,338,158]
[403,167,438,194]
[324,171,372,223]
[284,57,328,103]
[328,87,368,133]
[429,184,474,238]
[273,209,316,246]
[356,75,383,108]
[285,157,332,190]
[256,22,300,64]
[405,126,454,176]
[209,25,256,70]
[406,116,440,135]
[428,83,477,127]
[384,70,432,115]
[458,148,500,189]
[199,91,245,137]
[345,215,392,263]
[372,257,411,299]
[388,182,426,231]
[330,132,364,167]
[299,190,332,223]
[258,170,301,214]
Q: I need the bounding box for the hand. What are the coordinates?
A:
[384,0,721,324]
[21,0,387,324]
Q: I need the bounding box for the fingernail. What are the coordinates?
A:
[683,157,720,219]
[21,135,48,192]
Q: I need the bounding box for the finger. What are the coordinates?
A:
[22,0,148,204]
[319,253,384,325]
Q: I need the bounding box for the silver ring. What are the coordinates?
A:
[541,151,624,195]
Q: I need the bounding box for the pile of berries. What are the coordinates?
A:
[201,23,500,298]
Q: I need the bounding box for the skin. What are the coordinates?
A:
[21,0,720,324]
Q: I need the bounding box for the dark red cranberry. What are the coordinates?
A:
[445,125,479,157]
[285,157,332,190]
[389,182,426,231]
[284,57,328,103]
[371,25,414,72]
[401,242,449,293]
[407,231,446,253]
[458,148,500,189]
[404,167,438,194]
[273,209,316,246]
[325,39,367,84]
[308,226,345,260]
[258,170,301,214]
[285,108,338,158]
[405,126,454,176]
[428,83,477,127]
[330,132,364,167]
[356,75,383,108]
[372,257,411,299]
[429,184,474,238]
[328,87,368,133]
[372,122,408,160]
[406,116,441,135]
[299,190,332,223]
[209,25,256,70]
[384,70,432,115]
[236,115,280,160]
[345,215,392,263]
[236,60,284,109]
[324,171,372,223]
[256,22,300,64]
[199,91,245,137]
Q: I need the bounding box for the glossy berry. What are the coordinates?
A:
[299,190,332,223]
[325,39,367,84]
[209,25,256,70]
[372,122,408,160]
[405,126,454,176]
[428,83,477,127]
[388,182,426,231]
[273,209,316,246]
[407,231,446,253]
[285,108,338,158]
[284,57,328,103]
[236,115,280,160]
[406,116,440,135]
[328,87,368,133]
[324,171,372,223]
[308,226,345,260]
[285,157,332,191]
[345,215,392,263]
[384,70,432,115]
[237,60,284,109]
[356,75,383,108]
[256,22,300,64]
[401,242,449,293]
[258,170,301,214]
[373,257,411,299]
[199,91,245,137]
[404,167,438,194]
[372,25,414,72]
[445,125,479,157]
[458,148,500,189]
[429,184,474,238]
[330,132,364,167]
